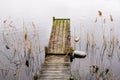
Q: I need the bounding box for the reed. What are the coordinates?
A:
[101,17,107,62]
[91,33,95,49]
[0,18,43,80]
[98,10,102,16]
[103,18,106,24]
[86,33,90,52]
[24,33,28,40]
[110,15,113,22]
[101,35,107,61]
[108,15,114,57]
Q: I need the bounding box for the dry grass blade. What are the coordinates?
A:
[112,36,115,44]
[101,35,107,61]
[86,33,90,52]
[111,36,115,57]
[98,10,102,16]
[110,15,113,22]
[92,33,95,48]
[27,41,32,55]
[103,35,107,47]
[108,28,115,57]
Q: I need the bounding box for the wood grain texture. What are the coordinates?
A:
[48,18,71,54]
[38,55,70,80]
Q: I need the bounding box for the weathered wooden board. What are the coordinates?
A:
[48,17,71,54]
[39,55,70,80]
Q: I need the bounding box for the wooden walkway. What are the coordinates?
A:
[47,17,71,54]
[39,17,71,80]
[38,55,70,80]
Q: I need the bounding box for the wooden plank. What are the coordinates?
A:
[47,17,71,54]
[38,55,70,80]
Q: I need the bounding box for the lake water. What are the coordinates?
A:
[0,16,120,80]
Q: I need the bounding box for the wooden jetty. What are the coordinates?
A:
[39,17,72,80]
[46,17,71,54]
[39,55,70,80]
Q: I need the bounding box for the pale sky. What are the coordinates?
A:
[0,0,120,18]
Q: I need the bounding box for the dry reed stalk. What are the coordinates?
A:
[23,21,28,34]
[96,11,105,69]
[103,18,106,24]
[112,36,115,44]
[24,33,28,40]
[103,35,107,47]
[2,29,10,50]
[91,33,95,48]
[32,22,36,29]
[86,33,90,52]
[91,33,96,64]
[108,23,115,57]
[23,21,28,57]
[101,35,107,61]
[94,17,97,23]
[110,15,113,22]
[111,36,115,55]
[32,22,41,56]
[102,18,105,34]
[27,41,32,52]
[117,46,120,60]
[91,33,96,63]
[32,22,37,37]
[109,15,114,57]
[35,41,39,51]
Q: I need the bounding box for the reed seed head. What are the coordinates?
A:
[110,15,113,22]
[24,33,28,40]
[98,10,102,16]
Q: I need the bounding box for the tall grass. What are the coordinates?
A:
[0,18,44,80]
[71,11,120,80]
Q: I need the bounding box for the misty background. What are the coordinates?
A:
[0,0,120,47]
[0,0,120,80]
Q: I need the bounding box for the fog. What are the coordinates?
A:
[0,0,120,17]
[0,0,120,46]
[0,0,120,80]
